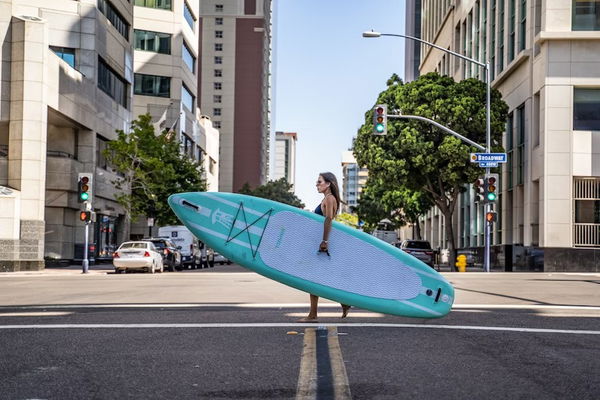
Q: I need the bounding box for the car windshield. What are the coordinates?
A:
[405,241,431,250]
[149,241,166,249]
[120,242,149,249]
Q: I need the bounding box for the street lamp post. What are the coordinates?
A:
[363,30,493,272]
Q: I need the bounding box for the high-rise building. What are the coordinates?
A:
[414,0,600,271]
[198,0,272,192]
[273,131,297,188]
[404,0,422,82]
[341,151,368,214]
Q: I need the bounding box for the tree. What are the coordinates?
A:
[336,212,359,228]
[238,178,305,208]
[104,114,207,234]
[353,72,508,267]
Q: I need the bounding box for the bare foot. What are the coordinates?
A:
[296,316,319,323]
[341,305,351,318]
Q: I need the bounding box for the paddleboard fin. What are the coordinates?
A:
[225,202,274,259]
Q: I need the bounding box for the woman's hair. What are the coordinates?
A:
[320,172,343,213]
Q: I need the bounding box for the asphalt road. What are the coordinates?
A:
[0,265,599,399]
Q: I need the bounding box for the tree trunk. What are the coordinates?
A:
[415,221,422,240]
[441,209,458,272]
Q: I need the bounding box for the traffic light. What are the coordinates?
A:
[485,211,497,223]
[485,174,499,202]
[473,177,485,203]
[373,104,387,135]
[79,211,91,223]
[78,173,93,203]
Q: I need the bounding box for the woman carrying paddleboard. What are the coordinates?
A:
[297,172,351,323]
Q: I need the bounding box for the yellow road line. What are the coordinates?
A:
[296,328,317,400]
[327,326,352,399]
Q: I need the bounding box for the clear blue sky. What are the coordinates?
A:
[273,0,406,208]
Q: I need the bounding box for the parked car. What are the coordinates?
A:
[142,238,182,272]
[213,251,232,265]
[158,226,212,269]
[113,241,163,274]
[397,240,435,268]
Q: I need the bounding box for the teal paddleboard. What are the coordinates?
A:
[168,192,454,318]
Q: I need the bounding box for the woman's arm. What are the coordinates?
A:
[320,196,337,251]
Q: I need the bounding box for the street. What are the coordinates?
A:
[0,265,599,399]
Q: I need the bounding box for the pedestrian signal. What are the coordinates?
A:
[485,211,497,223]
[373,104,387,135]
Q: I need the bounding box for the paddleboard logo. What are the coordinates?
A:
[212,208,233,229]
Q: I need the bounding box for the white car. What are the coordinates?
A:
[113,241,164,274]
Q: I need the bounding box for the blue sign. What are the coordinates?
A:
[478,161,499,168]
[470,153,507,163]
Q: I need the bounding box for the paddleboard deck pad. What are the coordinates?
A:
[169,192,454,318]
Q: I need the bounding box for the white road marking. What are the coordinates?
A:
[0,323,598,335]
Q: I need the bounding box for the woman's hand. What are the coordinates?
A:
[319,240,328,253]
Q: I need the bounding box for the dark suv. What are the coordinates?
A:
[397,240,435,268]
[142,238,182,272]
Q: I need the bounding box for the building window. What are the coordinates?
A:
[215,30,223,38]
[214,82,222,90]
[96,135,109,170]
[214,69,222,77]
[214,95,222,103]
[506,111,514,189]
[508,0,516,62]
[215,43,223,51]
[98,0,130,40]
[498,0,505,73]
[491,0,497,79]
[574,88,600,130]
[134,0,172,10]
[213,121,221,129]
[573,0,600,30]
[183,1,195,30]
[134,73,170,97]
[214,56,222,64]
[50,46,75,68]
[182,41,195,72]
[134,29,171,54]
[98,57,128,108]
[517,104,525,185]
[216,17,223,25]
[181,84,194,111]
[213,108,221,116]
[215,4,223,12]
[519,0,527,51]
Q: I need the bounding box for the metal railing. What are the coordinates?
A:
[574,223,600,247]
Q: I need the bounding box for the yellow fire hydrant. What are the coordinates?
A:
[455,254,467,272]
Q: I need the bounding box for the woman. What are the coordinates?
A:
[297,172,350,323]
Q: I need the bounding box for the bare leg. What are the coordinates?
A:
[296,294,319,322]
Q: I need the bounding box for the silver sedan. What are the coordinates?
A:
[113,241,164,274]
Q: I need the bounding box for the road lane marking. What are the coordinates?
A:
[0,312,73,317]
[327,327,352,400]
[0,323,599,335]
[296,328,317,400]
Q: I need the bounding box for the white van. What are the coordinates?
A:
[157,225,213,268]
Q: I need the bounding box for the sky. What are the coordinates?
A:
[273,0,406,208]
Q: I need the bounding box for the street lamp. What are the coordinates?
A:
[363,29,493,272]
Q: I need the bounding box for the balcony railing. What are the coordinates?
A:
[574,223,600,247]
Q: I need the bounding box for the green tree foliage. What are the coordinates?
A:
[353,72,508,265]
[336,212,359,228]
[238,178,305,208]
[104,114,207,229]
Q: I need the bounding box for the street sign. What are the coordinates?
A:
[478,161,498,168]
[470,153,507,163]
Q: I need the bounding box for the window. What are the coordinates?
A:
[508,0,516,62]
[134,0,172,10]
[214,95,222,103]
[183,1,195,30]
[96,135,109,170]
[573,0,600,30]
[214,69,222,77]
[214,82,222,90]
[214,56,222,64]
[216,17,223,25]
[134,29,171,54]
[213,121,221,129]
[491,0,497,78]
[98,0,130,40]
[181,84,194,111]
[50,46,75,68]
[574,88,600,130]
[215,30,223,39]
[215,43,223,51]
[498,0,505,73]
[213,108,221,116]
[215,4,223,12]
[533,91,541,147]
[134,73,170,97]
[98,57,128,108]
[519,0,527,51]
[506,111,514,189]
[517,104,525,185]
[182,41,195,72]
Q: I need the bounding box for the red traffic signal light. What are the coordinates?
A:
[373,104,387,135]
[79,211,91,222]
[485,211,497,223]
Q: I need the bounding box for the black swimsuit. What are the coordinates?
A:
[314,203,324,216]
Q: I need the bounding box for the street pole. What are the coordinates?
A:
[82,222,89,274]
[363,30,493,272]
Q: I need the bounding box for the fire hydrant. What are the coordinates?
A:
[455,254,467,272]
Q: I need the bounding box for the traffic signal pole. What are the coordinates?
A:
[484,63,492,273]
[82,222,89,274]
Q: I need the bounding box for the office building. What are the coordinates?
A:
[414,0,600,271]
[341,151,368,214]
[198,0,272,192]
[273,131,297,187]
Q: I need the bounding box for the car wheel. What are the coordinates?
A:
[114,268,121,274]
[150,262,155,274]
[170,263,176,272]
[226,261,232,265]
[159,262,164,273]
[209,259,215,268]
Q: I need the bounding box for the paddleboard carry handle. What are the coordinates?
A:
[317,249,330,257]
